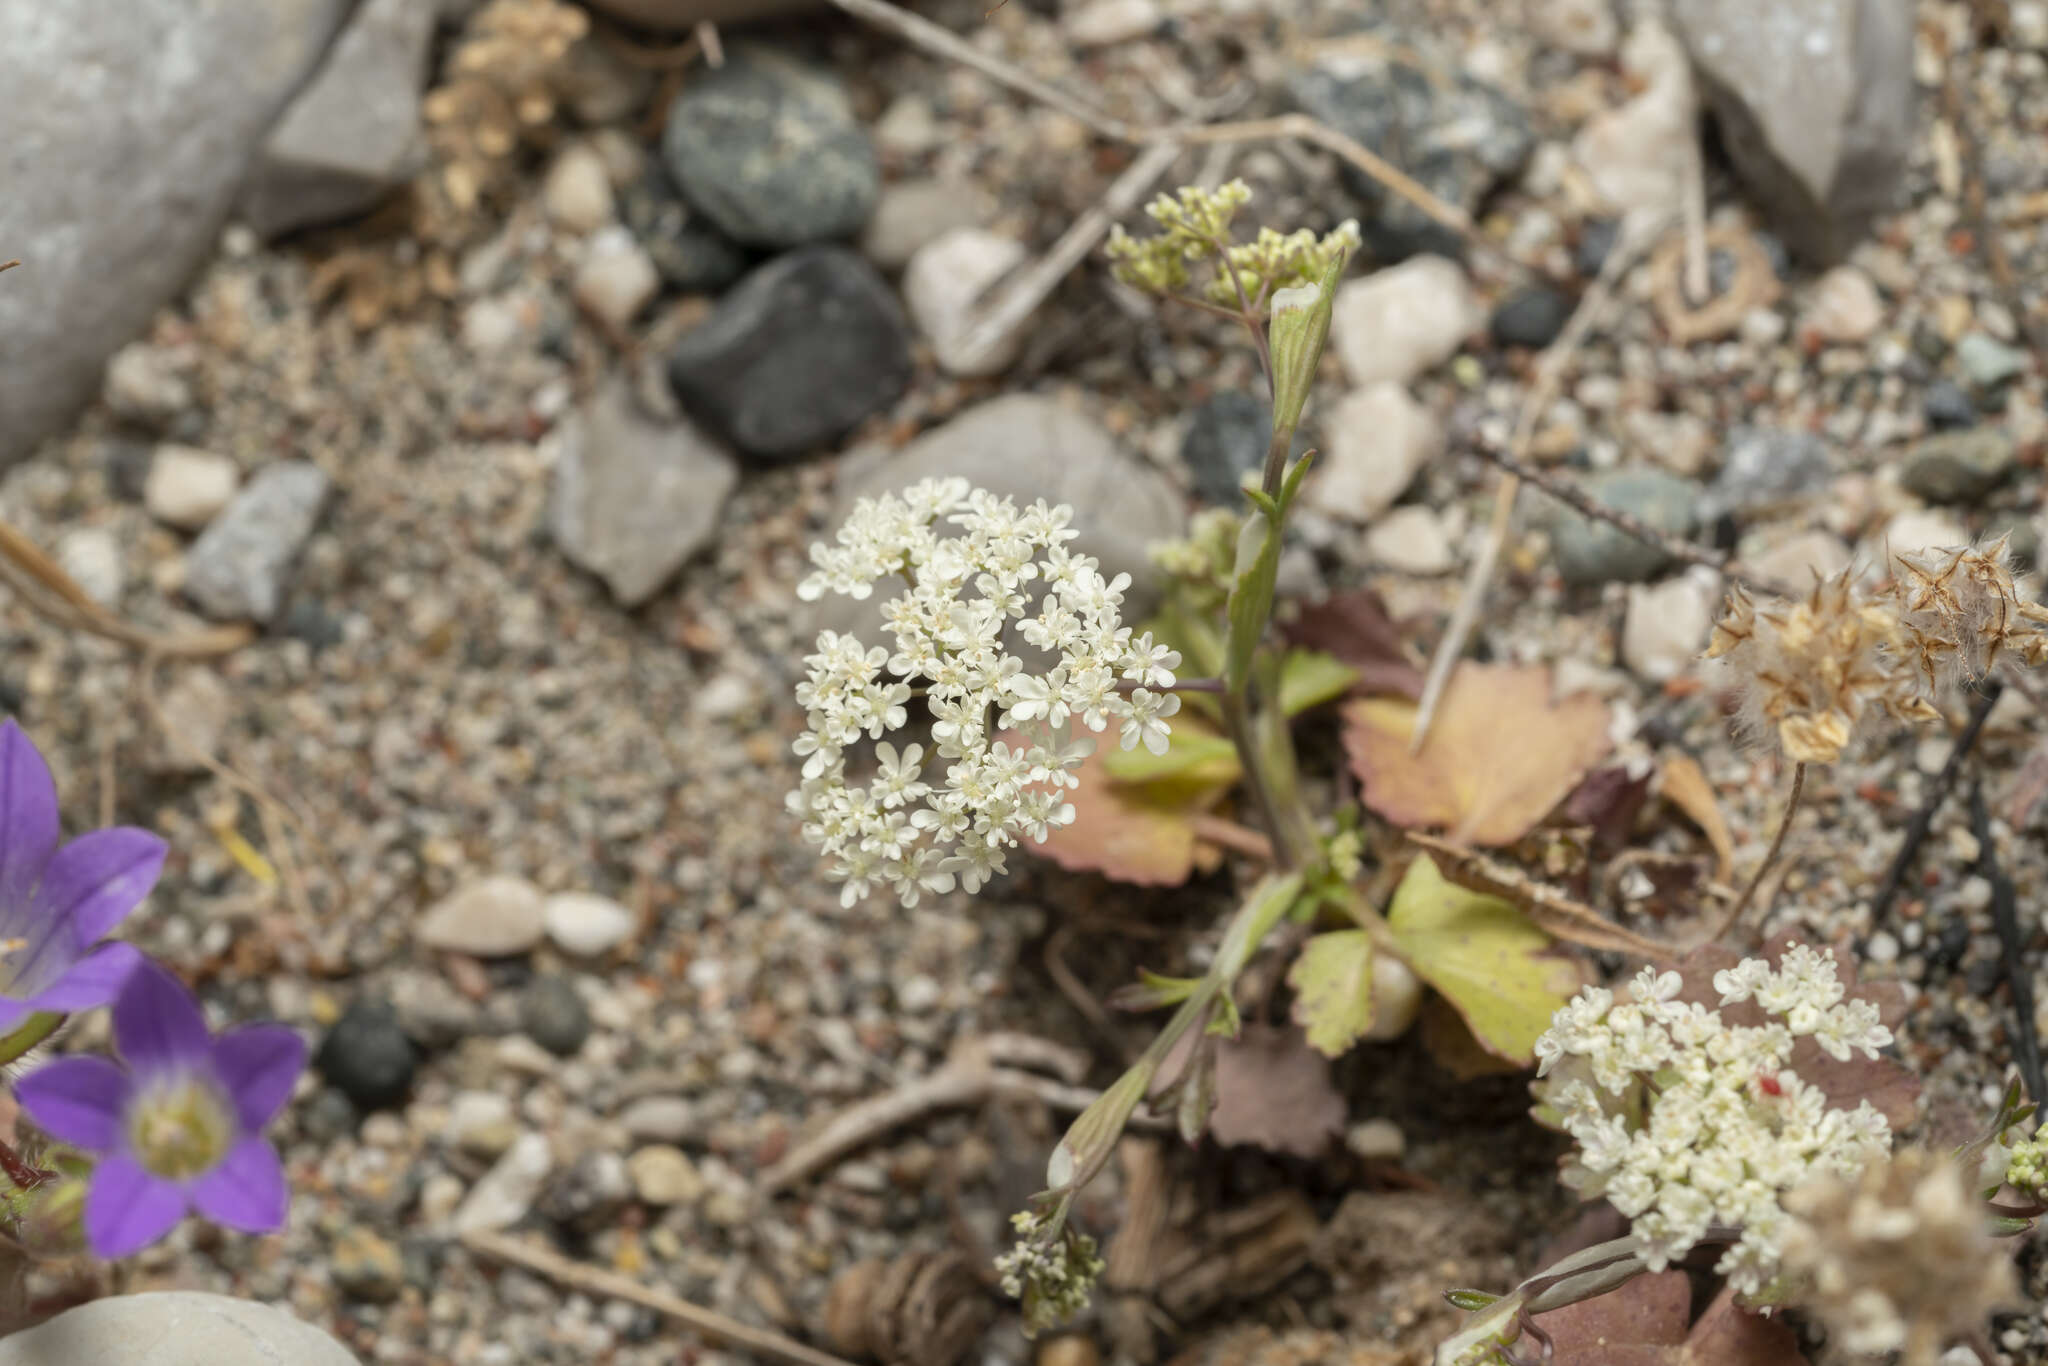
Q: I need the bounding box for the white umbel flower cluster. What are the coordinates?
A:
[789,479,1180,907]
[1533,947,1895,1296]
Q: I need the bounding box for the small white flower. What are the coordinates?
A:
[1121,688,1181,755]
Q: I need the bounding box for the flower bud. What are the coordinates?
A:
[1267,253,1345,438]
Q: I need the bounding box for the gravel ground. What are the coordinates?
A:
[7,0,2048,1362]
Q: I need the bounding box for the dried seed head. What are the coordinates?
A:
[1891,536,2048,693]
[1779,1148,2017,1366]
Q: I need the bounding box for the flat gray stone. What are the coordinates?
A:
[183,461,331,622]
[1899,429,2016,505]
[0,1292,358,1365]
[551,382,739,606]
[239,0,435,239]
[0,0,350,469]
[1670,0,1913,262]
[1549,469,1700,586]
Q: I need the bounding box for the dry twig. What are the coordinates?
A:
[1972,778,2046,1105]
[1870,683,2003,926]
[461,1229,856,1366]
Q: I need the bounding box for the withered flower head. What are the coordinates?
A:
[1778,1147,2017,1366]
[1892,535,2048,693]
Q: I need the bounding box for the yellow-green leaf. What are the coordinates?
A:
[1278,649,1360,717]
[1102,727,1242,786]
[1385,854,1580,1067]
[1288,929,1376,1058]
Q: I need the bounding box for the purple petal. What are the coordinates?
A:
[0,997,34,1036]
[212,1025,306,1131]
[84,1154,187,1258]
[39,827,166,949]
[112,960,212,1075]
[0,722,59,917]
[15,1055,129,1152]
[21,941,145,1014]
[188,1135,287,1234]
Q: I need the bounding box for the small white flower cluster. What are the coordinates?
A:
[789,478,1180,907]
[995,1209,1104,1338]
[1533,946,1895,1296]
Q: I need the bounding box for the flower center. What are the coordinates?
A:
[127,1078,235,1181]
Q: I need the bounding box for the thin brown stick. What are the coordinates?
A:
[1187,812,1274,861]
[460,1229,856,1366]
[1409,215,1665,751]
[0,261,19,274]
[0,522,249,657]
[1707,761,1805,943]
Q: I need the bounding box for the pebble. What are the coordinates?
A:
[901,227,1028,376]
[417,874,547,957]
[1062,0,1159,46]
[448,1091,520,1159]
[1743,529,1851,588]
[666,246,911,463]
[549,381,738,606]
[387,969,481,1049]
[538,1150,633,1231]
[149,667,234,775]
[520,975,593,1057]
[1898,428,2016,505]
[1957,331,2029,390]
[543,143,617,234]
[858,177,989,272]
[1622,409,1714,477]
[144,444,240,530]
[452,1132,553,1236]
[1699,427,1832,524]
[1549,469,1699,586]
[572,226,660,330]
[1288,48,1532,260]
[1303,383,1443,523]
[659,45,878,249]
[1363,506,1455,575]
[1329,256,1480,388]
[1574,218,1620,279]
[1621,571,1718,681]
[543,891,636,957]
[873,93,939,159]
[1180,392,1275,506]
[1344,1117,1407,1161]
[332,1225,407,1303]
[0,1293,361,1366]
[1530,0,1618,54]
[1799,264,1884,344]
[619,168,751,294]
[102,342,193,426]
[1490,285,1573,350]
[1922,379,1978,430]
[627,1144,705,1205]
[56,527,123,607]
[1866,929,1900,965]
[1572,21,1694,221]
[1881,507,1970,558]
[620,1095,701,1144]
[315,996,418,1111]
[183,460,331,623]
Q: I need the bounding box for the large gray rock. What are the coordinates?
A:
[551,382,739,606]
[183,460,331,622]
[0,1292,359,1365]
[239,0,436,240]
[666,246,911,463]
[659,45,879,250]
[0,0,351,470]
[1670,0,1913,262]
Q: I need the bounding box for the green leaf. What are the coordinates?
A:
[1287,929,1376,1058]
[1223,508,1284,696]
[1385,854,1580,1067]
[1279,649,1360,717]
[1108,969,1204,1013]
[0,1011,61,1069]
[1102,728,1242,785]
[1444,1289,1502,1312]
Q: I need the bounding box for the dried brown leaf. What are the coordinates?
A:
[1658,753,1736,883]
[1407,833,1673,959]
[1206,1024,1345,1158]
[1031,733,1233,887]
[1343,664,1613,846]
[1535,1277,1807,1366]
[1283,589,1425,700]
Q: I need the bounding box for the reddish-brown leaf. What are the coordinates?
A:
[1282,589,1426,700]
[1206,1023,1346,1157]
[1534,1277,1808,1366]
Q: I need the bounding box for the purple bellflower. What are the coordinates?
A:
[0,719,164,1030]
[15,961,306,1256]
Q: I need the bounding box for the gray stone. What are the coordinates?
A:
[315,997,417,1111]
[1550,469,1700,585]
[537,1150,632,1231]
[1899,429,2016,505]
[520,976,592,1057]
[1669,0,1913,262]
[619,1095,702,1144]
[418,874,546,957]
[183,461,330,622]
[239,0,434,239]
[859,178,991,272]
[1957,331,2030,390]
[0,1292,359,1366]
[0,0,351,469]
[659,45,878,250]
[1700,427,1832,523]
[1923,379,1978,430]
[551,382,739,606]
[666,247,911,463]
[620,168,751,294]
[1288,44,1532,260]
[1181,392,1273,506]
[102,343,194,428]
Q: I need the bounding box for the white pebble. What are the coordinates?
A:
[145,445,240,530]
[543,891,637,958]
[901,227,1027,377]
[1363,505,1455,574]
[543,143,616,234]
[573,228,659,331]
[1866,930,1899,964]
[1329,256,1479,388]
[56,527,124,607]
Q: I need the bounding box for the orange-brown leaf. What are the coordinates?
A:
[1659,752,1735,883]
[1343,664,1613,846]
[1031,737,1233,887]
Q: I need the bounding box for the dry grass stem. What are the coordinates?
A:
[1706,761,1805,944]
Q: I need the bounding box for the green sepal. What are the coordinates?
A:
[0,1012,62,1069]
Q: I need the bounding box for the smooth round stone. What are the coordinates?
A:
[0,1292,359,1365]
[519,975,592,1057]
[315,996,417,1111]
[543,891,637,957]
[417,874,546,957]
